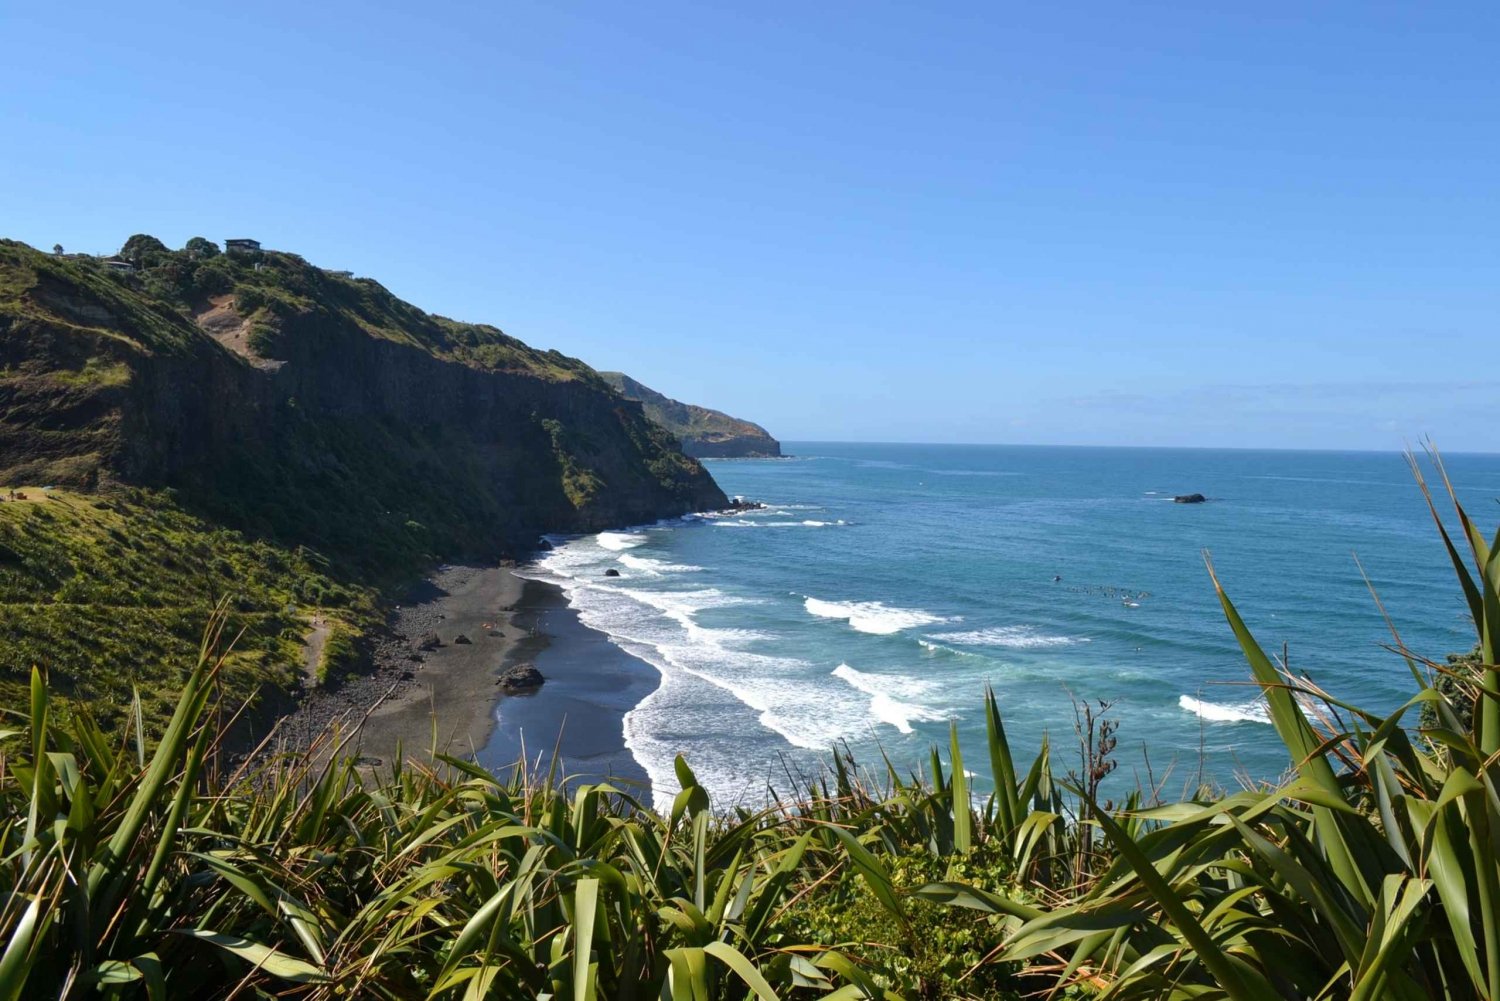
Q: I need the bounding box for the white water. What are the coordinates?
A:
[1178,694,1271,724]
[925,626,1086,649]
[804,596,950,634]
[831,663,945,734]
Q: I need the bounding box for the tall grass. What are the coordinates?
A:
[0,450,1495,998]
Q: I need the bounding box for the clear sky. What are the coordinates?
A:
[4,2,1497,451]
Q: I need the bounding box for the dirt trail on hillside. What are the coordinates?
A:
[302,620,331,685]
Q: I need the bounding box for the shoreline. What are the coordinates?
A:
[260,562,655,800]
[477,578,655,794]
[262,564,546,765]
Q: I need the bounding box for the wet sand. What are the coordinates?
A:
[477,580,655,796]
[258,564,655,802]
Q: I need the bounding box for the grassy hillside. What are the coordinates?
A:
[0,486,377,732]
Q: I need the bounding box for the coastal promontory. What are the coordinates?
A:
[599,371,782,458]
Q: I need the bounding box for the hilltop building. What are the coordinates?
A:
[225,238,261,254]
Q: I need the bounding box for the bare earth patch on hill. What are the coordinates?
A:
[194,294,283,370]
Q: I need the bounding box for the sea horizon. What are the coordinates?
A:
[727,439,1500,458]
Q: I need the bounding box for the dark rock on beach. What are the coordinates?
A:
[415,631,442,651]
[1174,493,1207,504]
[453,633,472,644]
[497,663,545,693]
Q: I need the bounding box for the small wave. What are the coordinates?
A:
[617,554,704,573]
[1178,695,1271,724]
[926,626,1085,649]
[596,531,647,551]
[805,597,950,635]
[917,638,987,659]
[832,663,944,734]
[713,519,846,528]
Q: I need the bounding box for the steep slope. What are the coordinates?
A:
[0,236,725,726]
[600,372,781,458]
[0,239,725,573]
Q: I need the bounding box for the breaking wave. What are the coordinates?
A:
[832,663,944,734]
[596,532,647,551]
[1178,695,1271,724]
[805,597,951,635]
[925,626,1085,649]
[617,554,704,573]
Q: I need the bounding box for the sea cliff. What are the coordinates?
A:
[0,238,725,570]
[599,371,781,458]
[0,236,726,727]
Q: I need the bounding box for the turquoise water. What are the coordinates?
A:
[521,444,1500,809]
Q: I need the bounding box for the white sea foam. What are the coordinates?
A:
[617,554,704,574]
[1178,695,1271,724]
[712,519,845,528]
[805,597,950,635]
[831,663,944,734]
[925,626,1085,649]
[917,638,986,659]
[596,531,647,551]
[525,537,874,808]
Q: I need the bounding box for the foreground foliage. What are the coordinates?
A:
[0,452,1496,999]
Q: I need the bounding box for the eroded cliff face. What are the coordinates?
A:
[0,240,725,574]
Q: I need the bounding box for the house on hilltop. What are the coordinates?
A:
[225,238,261,254]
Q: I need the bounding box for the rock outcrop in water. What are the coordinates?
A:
[497,663,545,693]
[1173,493,1207,504]
[599,372,781,459]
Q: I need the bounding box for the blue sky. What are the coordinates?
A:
[4,2,1497,451]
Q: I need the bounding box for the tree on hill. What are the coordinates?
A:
[119,234,169,266]
[183,236,220,259]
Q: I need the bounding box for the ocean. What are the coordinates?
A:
[514,443,1500,810]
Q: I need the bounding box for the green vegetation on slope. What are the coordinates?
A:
[600,371,782,458]
[0,235,724,731]
[0,487,377,733]
[0,452,1496,999]
[0,238,721,575]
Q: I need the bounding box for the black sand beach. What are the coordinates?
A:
[262,563,655,800]
[478,579,655,795]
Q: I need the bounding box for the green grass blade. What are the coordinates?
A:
[949,722,971,855]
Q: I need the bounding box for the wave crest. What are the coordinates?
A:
[925,626,1084,649]
[832,664,944,734]
[617,554,704,573]
[805,597,950,635]
[1178,695,1270,724]
[596,531,647,551]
